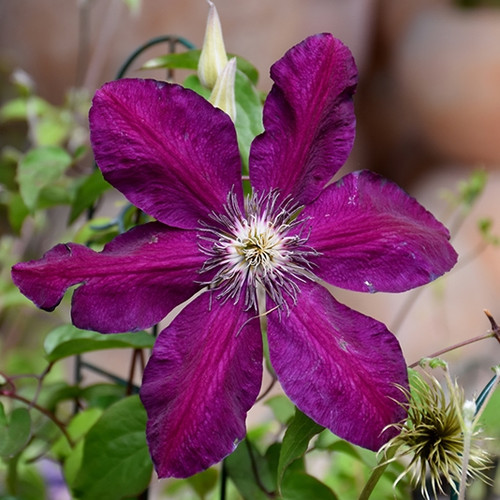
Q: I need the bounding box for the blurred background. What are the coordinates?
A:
[0,1,499,496]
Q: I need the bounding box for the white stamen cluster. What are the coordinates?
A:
[198,190,317,310]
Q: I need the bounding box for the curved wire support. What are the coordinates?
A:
[115,35,196,80]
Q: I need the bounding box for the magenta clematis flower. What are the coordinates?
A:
[12,34,457,478]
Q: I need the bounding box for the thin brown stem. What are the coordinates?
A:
[484,309,500,341]
[0,391,74,447]
[0,371,16,393]
[31,363,54,408]
[390,287,424,332]
[76,0,91,87]
[126,349,138,396]
[409,331,495,369]
[244,439,276,497]
[139,348,146,372]
[454,240,488,270]
[255,374,277,403]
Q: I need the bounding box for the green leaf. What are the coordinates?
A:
[143,50,259,85]
[324,446,407,499]
[44,324,155,362]
[51,408,103,461]
[73,144,88,161]
[186,467,219,498]
[0,402,8,425]
[7,192,30,234]
[0,408,32,458]
[143,49,200,71]
[265,395,295,424]
[52,408,103,488]
[478,217,499,245]
[64,440,85,488]
[477,379,500,448]
[459,169,487,209]
[65,411,103,488]
[17,146,72,212]
[182,71,263,173]
[233,70,263,174]
[183,74,210,98]
[0,97,29,121]
[68,408,104,442]
[122,0,141,15]
[41,382,82,411]
[69,168,111,223]
[0,151,18,191]
[72,395,152,500]
[315,431,363,459]
[72,217,119,247]
[277,408,324,488]
[281,470,338,500]
[0,96,51,122]
[38,182,74,208]
[225,439,275,500]
[80,383,127,409]
[34,113,71,147]
[232,55,259,86]
[3,460,46,500]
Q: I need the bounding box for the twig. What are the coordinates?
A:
[244,438,275,497]
[410,311,500,367]
[255,373,277,403]
[0,391,74,447]
[409,330,496,369]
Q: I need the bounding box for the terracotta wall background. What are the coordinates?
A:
[1,0,500,390]
[2,0,500,174]
[0,0,375,98]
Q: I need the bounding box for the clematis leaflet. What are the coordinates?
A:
[11,33,457,479]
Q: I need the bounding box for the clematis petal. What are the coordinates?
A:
[140,292,262,478]
[250,33,357,205]
[303,170,458,293]
[89,79,243,230]
[267,281,408,451]
[11,223,204,332]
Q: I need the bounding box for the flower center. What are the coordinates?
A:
[198,190,317,311]
[236,221,282,270]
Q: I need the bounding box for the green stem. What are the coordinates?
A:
[6,452,20,495]
[245,438,275,497]
[358,446,397,500]
[458,429,472,500]
[452,367,500,500]
[220,458,227,500]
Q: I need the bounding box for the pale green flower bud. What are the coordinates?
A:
[198,0,228,89]
[209,58,237,122]
[462,399,476,431]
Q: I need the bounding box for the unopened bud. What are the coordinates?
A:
[209,58,237,121]
[462,400,476,431]
[198,1,228,89]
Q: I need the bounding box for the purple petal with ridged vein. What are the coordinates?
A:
[140,292,262,478]
[11,222,203,333]
[90,79,243,230]
[303,170,458,293]
[250,33,357,205]
[267,281,408,450]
